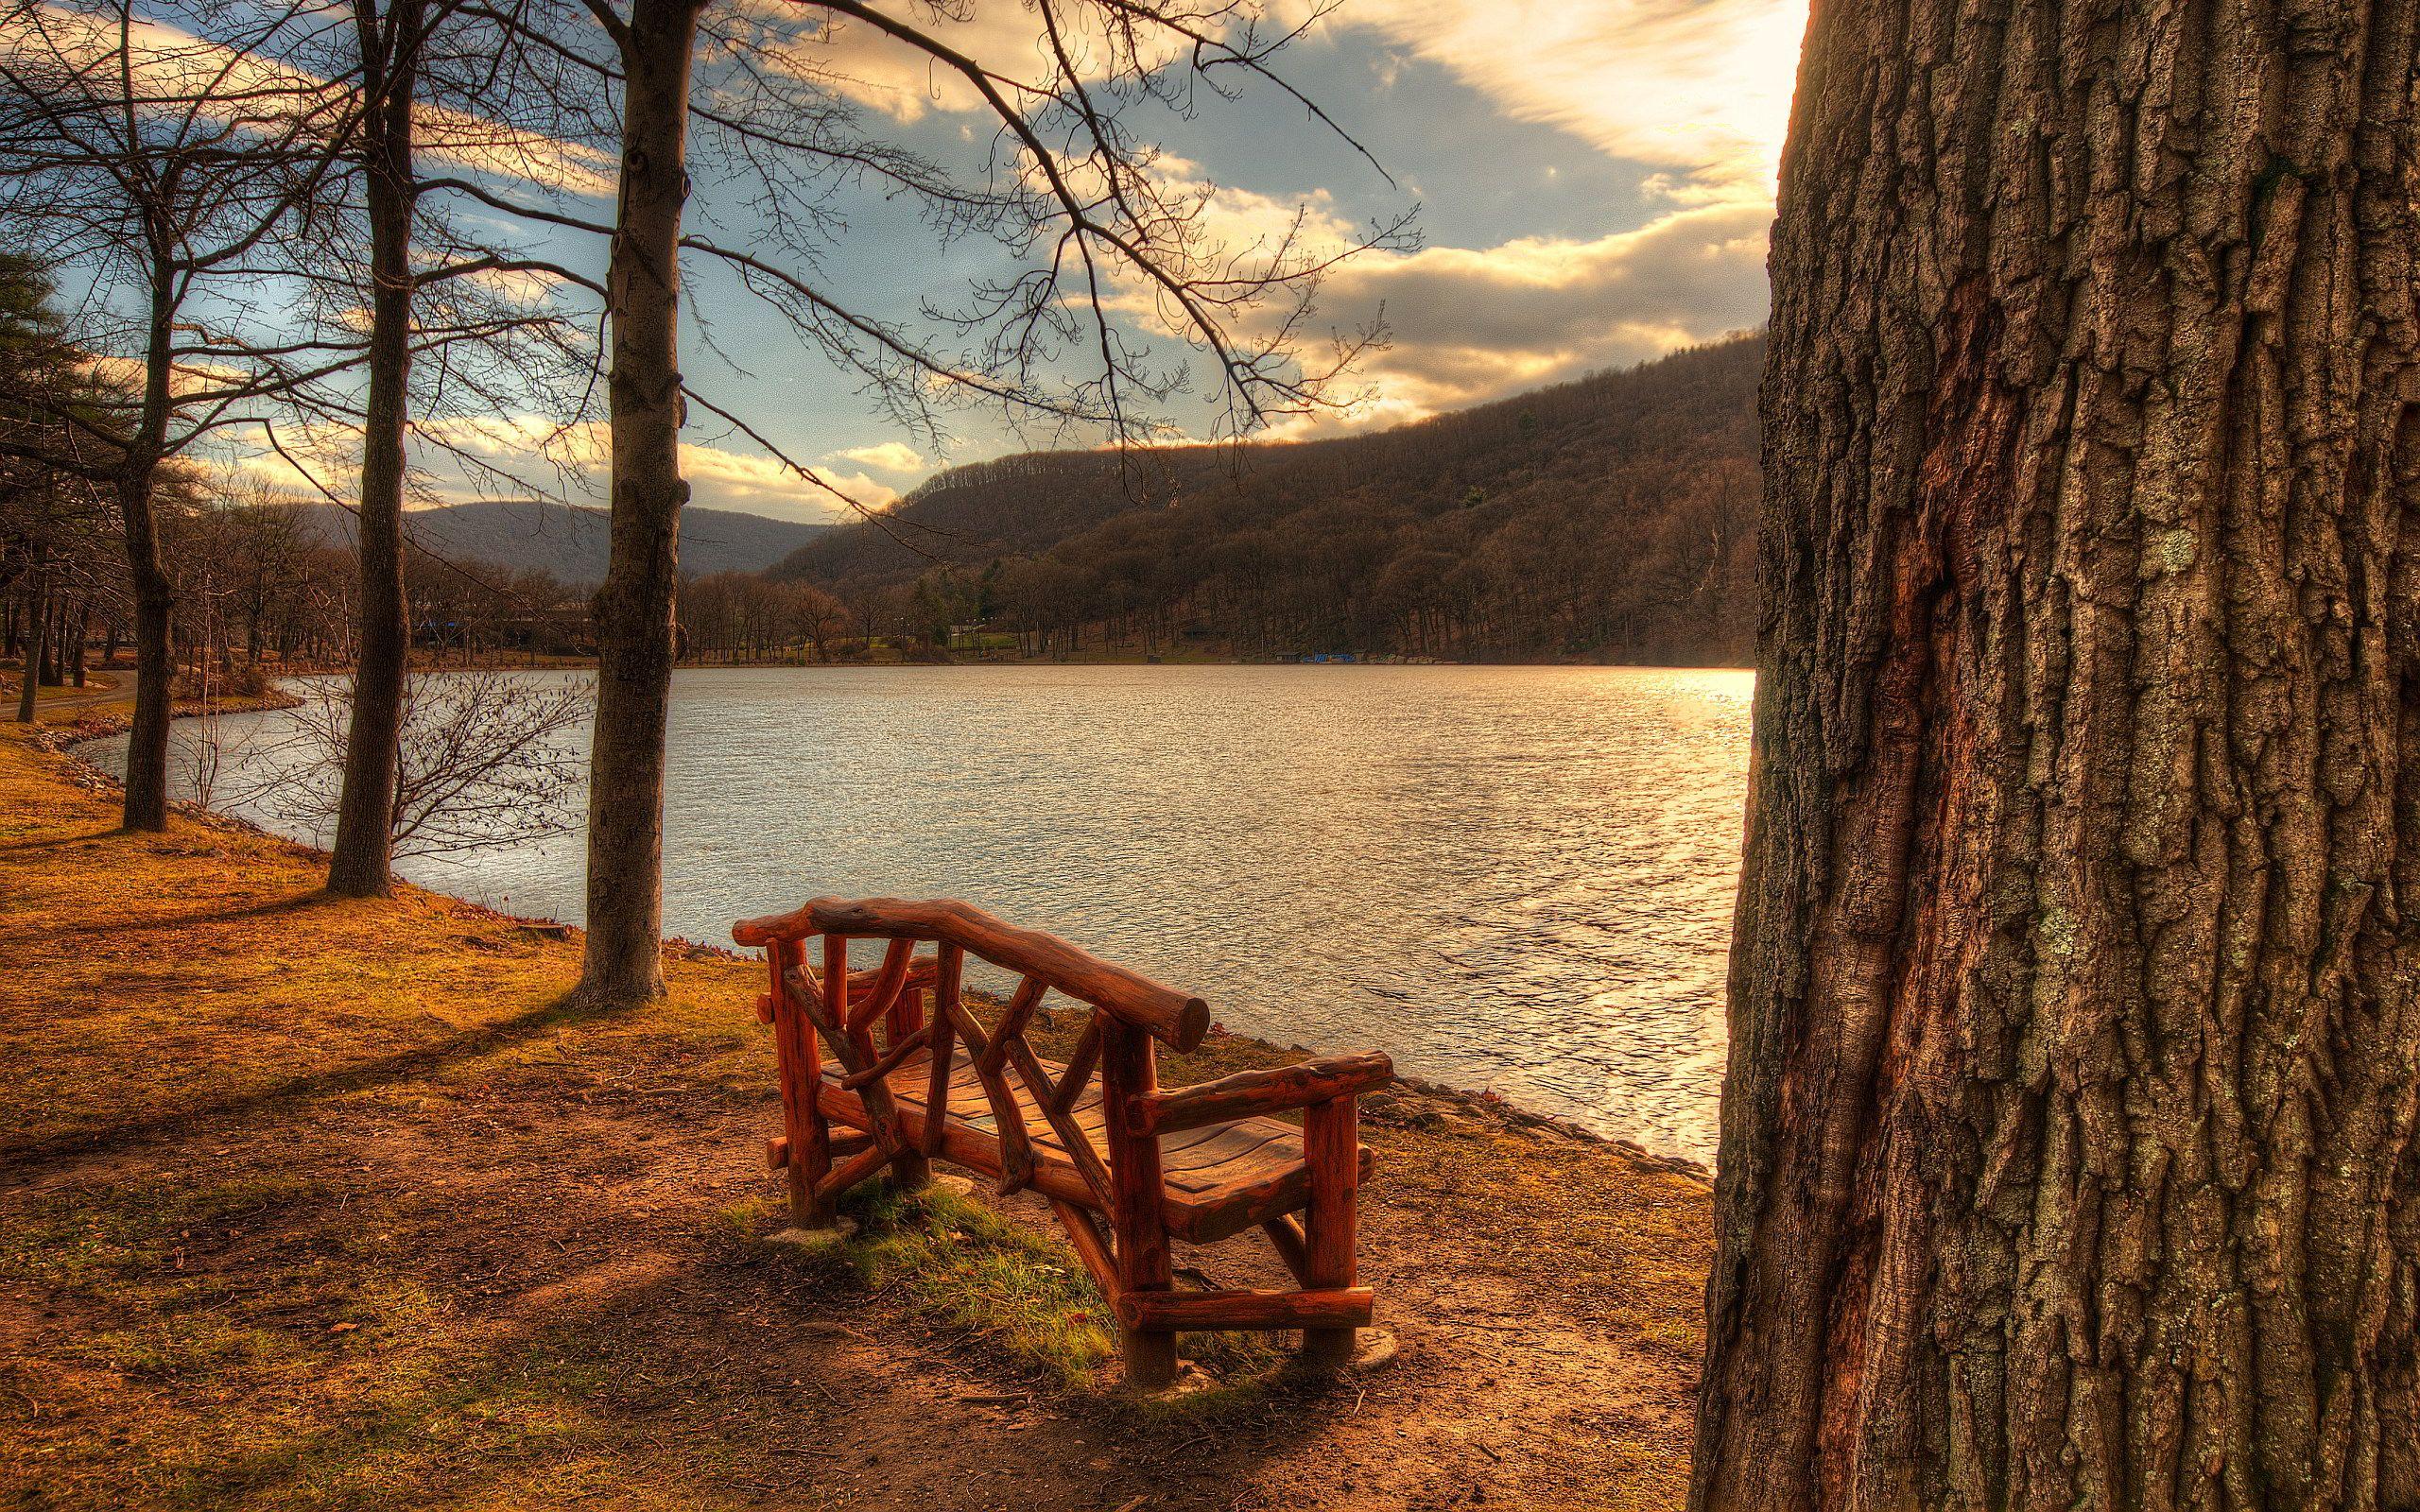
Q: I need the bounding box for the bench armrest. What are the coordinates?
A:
[1130,1051,1393,1137]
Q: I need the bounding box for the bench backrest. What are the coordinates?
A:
[735,895,1209,1050]
[735,895,1205,1216]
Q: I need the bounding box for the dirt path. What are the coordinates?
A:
[0,727,1711,1511]
[17,672,123,717]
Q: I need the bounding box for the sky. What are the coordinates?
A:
[111,0,1810,524]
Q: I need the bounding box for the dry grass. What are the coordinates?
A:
[0,720,1713,1510]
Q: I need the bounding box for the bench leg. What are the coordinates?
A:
[1121,1327,1179,1389]
[789,1094,838,1227]
[888,1136,931,1192]
[1102,1018,1179,1390]
[1301,1096,1359,1366]
[773,940,837,1228]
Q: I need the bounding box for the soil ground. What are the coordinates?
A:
[0,711,1713,1511]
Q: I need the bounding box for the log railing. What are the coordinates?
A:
[732,895,1382,1386]
[735,896,1211,1051]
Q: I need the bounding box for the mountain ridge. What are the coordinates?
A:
[302,498,828,583]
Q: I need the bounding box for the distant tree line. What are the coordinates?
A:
[674,573,850,664]
[0,463,596,691]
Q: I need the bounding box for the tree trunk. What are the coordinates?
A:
[578,0,703,1004]
[117,469,174,831]
[14,536,46,724]
[1692,1,2420,1508]
[328,0,422,900]
[112,258,182,833]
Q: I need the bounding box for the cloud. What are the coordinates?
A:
[1026,107,1771,445]
[1264,199,1772,437]
[678,444,900,520]
[450,264,577,307]
[8,5,616,198]
[726,0,1805,204]
[1320,0,1806,199]
[697,5,1793,456]
[401,414,901,520]
[827,441,926,473]
[80,352,254,401]
[233,412,896,527]
[733,0,1186,124]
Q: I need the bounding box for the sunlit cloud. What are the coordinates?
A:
[233,412,895,525]
[1259,200,1772,438]
[1083,174,1766,442]
[680,443,900,520]
[981,13,1793,443]
[450,263,577,307]
[1197,0,1801,439]
[827,441,926,473]
[1320,0,1805,200]
[47,0,1806,518]
[733,0,1805,202]
[80,352,253,400]
[7,4,616,197]
[729,0,1195,124]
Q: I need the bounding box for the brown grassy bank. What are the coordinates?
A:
[0,722,1713,1511]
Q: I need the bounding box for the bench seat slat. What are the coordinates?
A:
[812,1047,1371,1244]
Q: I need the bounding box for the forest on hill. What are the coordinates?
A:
[772,333,1764,664]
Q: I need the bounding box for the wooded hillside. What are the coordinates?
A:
[772,333,1762,664]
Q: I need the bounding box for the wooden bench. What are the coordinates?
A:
[732,896,1392,1387]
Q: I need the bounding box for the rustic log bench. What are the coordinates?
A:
[731,896,1392,1387]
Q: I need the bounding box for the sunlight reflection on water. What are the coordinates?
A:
[123,664,1751,1163]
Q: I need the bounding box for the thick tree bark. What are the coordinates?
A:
[328,0,423,900]
[578,0,703,1004]
[1692,0,2420,1508]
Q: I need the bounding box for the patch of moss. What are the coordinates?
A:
[830,1181,1119,1385]
[801,1181,1289,1392]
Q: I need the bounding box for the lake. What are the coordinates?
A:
[107,664,1752,1164]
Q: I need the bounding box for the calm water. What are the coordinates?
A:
[110,665,1752,1163]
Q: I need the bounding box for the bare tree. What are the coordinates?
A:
[572,0,701,1003]
[323,0,428,897]
[791,580,849,662]
[1691,0,2420,1505]
[321,0,604,899]
[252,668,589,856]
[0,0,363,828]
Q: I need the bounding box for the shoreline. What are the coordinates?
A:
[37,686,1715,1184]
